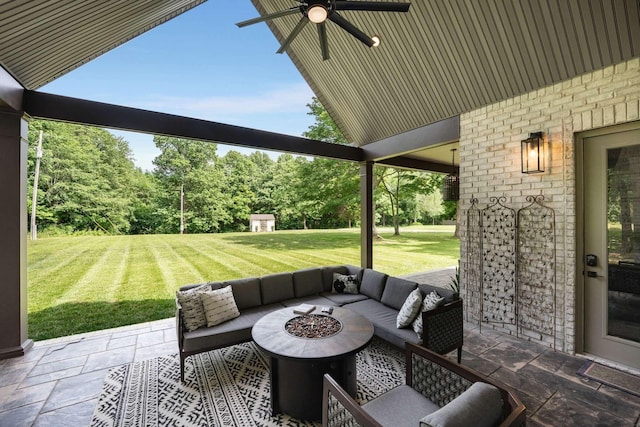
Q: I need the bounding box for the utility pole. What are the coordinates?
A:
[180,183,185,234]
[30,130,43,240]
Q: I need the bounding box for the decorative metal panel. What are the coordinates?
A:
[481,197,516,325]
[465,197,482,323]
[517,196,556,344]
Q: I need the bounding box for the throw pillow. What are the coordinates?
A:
[412,291,445,339]
[332,273,359,294]
[396,288,423,328]
[419,382,503,427]
[200,286,240,327]
[176,284,211,332]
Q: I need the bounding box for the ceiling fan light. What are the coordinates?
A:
[372,36,381,47]
[307,5,328,23]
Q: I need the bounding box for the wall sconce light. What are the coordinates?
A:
[521,132,544,174]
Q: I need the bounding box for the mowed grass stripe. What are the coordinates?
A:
[53,238,129,305]
[145,236,206,292]
[171,238,255,281]
[115,236,167,301]
[186,235,277,279]
[28,240,112,310]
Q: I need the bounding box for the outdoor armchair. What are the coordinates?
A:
[322,342,525,427]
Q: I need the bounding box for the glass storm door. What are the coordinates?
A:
[583,128,640,370]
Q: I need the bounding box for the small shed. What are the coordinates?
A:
[250,214,276,232]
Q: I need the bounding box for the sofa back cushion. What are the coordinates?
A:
[293,268,324,297]
[381,277,419,310]
[261,272,294,304]
[224,277,262,310]
[418,283,456,303]
[359,269,388,301]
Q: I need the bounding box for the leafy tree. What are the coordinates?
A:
[152,136,230,233]
[28,120,140,234]
[219,151,257,232]
[302,98,360,228]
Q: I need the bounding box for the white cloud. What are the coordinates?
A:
[141,82,315,121]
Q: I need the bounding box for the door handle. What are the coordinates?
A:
[587,271,604,278]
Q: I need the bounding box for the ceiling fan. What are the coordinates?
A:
[236,1,411,61]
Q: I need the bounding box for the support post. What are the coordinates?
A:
[360,161,373,269]
[0,111,32,359]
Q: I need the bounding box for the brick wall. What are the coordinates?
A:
[459,58,640,354]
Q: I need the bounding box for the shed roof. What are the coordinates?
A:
[250,214,276,221]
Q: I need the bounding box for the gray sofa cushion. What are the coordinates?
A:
[182,304,283,352]
[363,384,439,427]
[419,382,503,427]
[281,295,336,307]
[261,272,294,304]
[321,265,348,292]
[419,283,456,303]
[359,269,388,301]
[321,291,369,306]
[293,268,324,297]
[347,299,420,348]
[224,278,261,310]
[381,277,418,310]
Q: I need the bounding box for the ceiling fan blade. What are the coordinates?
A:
[329,12,375,47]
[334,1,410,12]
[318,22,330,61]
[236,7,299,28]
[276,17,309,54]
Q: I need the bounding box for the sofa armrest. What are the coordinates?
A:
[322,374,382,427]
[422,298,463,360]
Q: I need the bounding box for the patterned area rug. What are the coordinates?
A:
[90,337,404,426]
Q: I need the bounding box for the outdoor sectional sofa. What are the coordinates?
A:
[176,265,463,382]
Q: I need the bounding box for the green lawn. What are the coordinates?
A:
[27,226,459,340]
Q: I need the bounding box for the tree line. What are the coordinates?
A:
[27,99,454,236]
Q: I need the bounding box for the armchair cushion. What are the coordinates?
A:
[419,382,503,427]
[362,385,440,427]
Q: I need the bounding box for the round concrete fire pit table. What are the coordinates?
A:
[252,306,373,421]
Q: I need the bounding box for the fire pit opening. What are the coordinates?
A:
[285,314,342,338]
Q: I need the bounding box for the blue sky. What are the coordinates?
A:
[41,2,316,171]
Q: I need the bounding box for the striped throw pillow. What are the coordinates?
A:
[176,284,210,331]
[200,286,240,327]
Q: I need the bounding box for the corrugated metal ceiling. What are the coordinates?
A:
[252,0,640,146]
[0,0,205,90]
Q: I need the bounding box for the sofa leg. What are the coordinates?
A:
[457,346,462,364]
[180,354,186,383]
